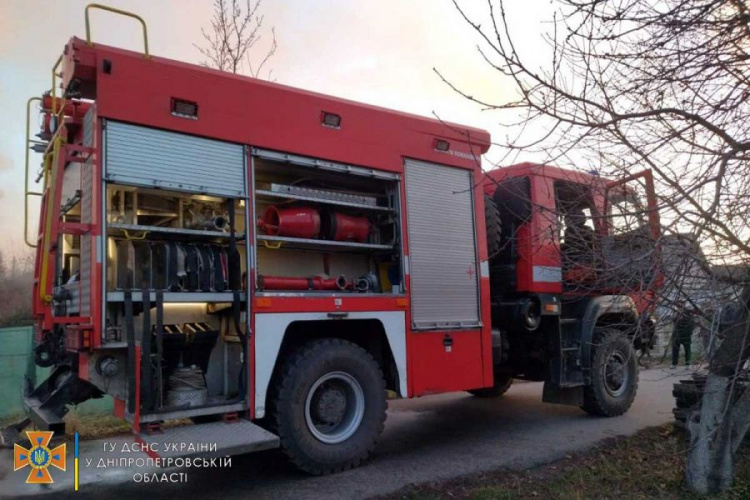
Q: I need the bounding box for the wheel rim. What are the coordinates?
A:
[603,350,630,398]
[305,371,365,444]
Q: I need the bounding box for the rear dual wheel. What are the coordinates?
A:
[271,339,387,475]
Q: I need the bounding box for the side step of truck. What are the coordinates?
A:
[139,420,279,461]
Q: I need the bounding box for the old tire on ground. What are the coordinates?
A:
[672,374,706,428]
[468,373,513,398]
[581,328,639,417]
[272,338,387,475]
[485,194,502,259]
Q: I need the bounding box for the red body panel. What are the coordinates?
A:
[410,330,485,395]
[62,38,490,175]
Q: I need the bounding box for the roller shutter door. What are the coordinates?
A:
[105,121,246,197]
[404,159,480,329]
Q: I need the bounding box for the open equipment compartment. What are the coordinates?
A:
[252,149,404,295]
[101,184,250,422]
[96,118,253,423]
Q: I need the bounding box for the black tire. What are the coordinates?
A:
[485,195,502,259]
[468,373,513,398]
[272,338,387,475]
[581,329,639,417]
[672,374,707,428]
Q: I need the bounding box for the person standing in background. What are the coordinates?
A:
[671,301,696,368]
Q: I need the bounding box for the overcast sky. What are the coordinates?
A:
[0,0,554,257]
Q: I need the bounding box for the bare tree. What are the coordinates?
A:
[195,0,277,78]
[448,0,750,493]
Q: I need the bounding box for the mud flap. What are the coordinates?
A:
[542,382,583,406]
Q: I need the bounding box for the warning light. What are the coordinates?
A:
[434,139,450,152]
[321,111,342,129]
[171,98,198,119]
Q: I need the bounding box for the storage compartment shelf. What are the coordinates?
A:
[255,189,392,212]
[257,234,393,252]
[108,223,244,239]
[106,291,245,303]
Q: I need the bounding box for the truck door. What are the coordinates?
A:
[602,170,661,291]
[403,158,485,395]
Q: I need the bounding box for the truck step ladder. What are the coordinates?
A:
[554,317,585,388]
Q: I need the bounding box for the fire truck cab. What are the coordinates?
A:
[18,6,660,475]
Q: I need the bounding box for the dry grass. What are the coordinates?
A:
[62,411,133,440]
[383,425,750,500]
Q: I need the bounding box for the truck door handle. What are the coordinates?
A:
[443,334,453,352]
[328,312,348,319]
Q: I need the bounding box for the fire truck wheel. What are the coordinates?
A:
[582,328,639,417]
[273,338,387,475]
[467,373,513,397]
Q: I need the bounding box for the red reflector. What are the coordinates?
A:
[434,139,450,152]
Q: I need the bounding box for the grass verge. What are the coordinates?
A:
[383,425,749,500]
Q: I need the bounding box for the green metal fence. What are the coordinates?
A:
[0,326,112,420]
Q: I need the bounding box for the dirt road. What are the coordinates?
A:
[1,367,685,499]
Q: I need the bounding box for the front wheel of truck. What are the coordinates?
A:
[581,328,639,417]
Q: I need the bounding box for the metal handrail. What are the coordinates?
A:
[85,3,150,59]
[39,136,63,304]
[24,97,43,248]
[50,55,63,115]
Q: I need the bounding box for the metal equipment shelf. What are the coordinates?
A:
[255,189,392,212]
[108,223,244,239]
[106,291,245,302]
[257,234,393,252]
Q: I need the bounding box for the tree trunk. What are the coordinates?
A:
[686,305,750,494]
[686,374,734,494]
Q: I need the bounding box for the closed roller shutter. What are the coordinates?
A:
[105,121,246,197]
[404,159,480,329]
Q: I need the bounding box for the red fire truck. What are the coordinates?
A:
[17,5,659,474]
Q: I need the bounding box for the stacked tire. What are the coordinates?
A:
[672,374,706,428]
[673,373,749,428]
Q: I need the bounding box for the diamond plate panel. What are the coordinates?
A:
[141,420,279,460]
